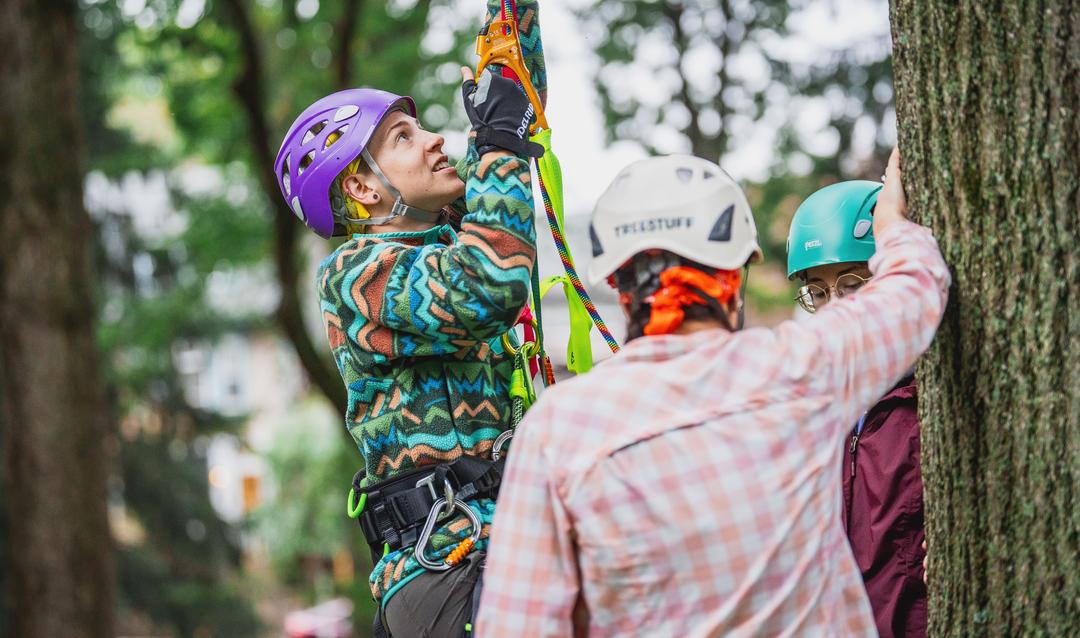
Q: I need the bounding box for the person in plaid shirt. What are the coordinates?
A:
[476,149,950,637]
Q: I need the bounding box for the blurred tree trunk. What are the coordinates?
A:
[220,0,350,428]
[891,1,1079,636]
[0,1,115,636]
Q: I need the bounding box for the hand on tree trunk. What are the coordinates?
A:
[874,146,908,236]
[922,539,928,585]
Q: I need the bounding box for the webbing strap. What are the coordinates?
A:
[539,274,594,374]
[355,458,504,559]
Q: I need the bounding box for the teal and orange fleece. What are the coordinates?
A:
[316,0,545,603]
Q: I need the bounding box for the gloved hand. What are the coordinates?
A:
[461,68,544,159]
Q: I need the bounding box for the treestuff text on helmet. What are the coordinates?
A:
[586,154,763,287]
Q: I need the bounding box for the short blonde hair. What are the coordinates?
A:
[326,131,371,235]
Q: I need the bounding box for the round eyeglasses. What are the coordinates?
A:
[795,272,870,313]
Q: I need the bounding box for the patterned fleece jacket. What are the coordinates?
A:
[316,0,545,603]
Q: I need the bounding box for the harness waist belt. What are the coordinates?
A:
[352,456,505,561]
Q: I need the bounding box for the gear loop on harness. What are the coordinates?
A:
[347,488,367,519]
[414,497,484,572]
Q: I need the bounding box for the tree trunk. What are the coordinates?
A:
[0,1,115,636]
[891,1,1079,636]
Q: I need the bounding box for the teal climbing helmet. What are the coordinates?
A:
[786,180,882,280]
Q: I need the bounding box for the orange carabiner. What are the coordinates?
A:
[474,18,549,135]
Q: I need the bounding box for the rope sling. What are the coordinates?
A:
[477,0,620,397]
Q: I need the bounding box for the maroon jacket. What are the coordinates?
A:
[841,376,928,638]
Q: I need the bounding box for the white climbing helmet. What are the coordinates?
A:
[586,154,763,286]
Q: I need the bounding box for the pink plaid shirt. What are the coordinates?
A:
[477,221,950,637]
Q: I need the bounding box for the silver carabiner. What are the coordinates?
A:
[491,429,513,461]
[414,497,483,572]
[415,475,455,520]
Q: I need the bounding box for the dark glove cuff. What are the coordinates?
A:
[474,127,545,159]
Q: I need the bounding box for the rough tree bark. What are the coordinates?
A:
[0,1,115,636]
[891,1,1079,636]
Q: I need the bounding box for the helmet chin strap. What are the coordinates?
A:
[735,265,749,331]
[347,149,444,226]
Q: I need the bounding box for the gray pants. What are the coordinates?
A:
[381,551,485,638]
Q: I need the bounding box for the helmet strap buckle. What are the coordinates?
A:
[358,148,442,226]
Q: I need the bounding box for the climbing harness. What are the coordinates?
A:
[347,457,504,567]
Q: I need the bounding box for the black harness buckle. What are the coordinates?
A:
[351,457,505,563]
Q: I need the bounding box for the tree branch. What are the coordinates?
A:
[219,0,350,435]
[713,0,735,159]
[335,0,365,87]
[663,1,707,158]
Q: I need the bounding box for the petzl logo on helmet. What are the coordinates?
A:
[804,239,822,250]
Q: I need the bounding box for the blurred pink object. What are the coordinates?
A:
[283,597,354,638]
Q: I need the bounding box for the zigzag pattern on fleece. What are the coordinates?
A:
[316,2,545,605]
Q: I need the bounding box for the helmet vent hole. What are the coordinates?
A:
[323,125,350,150]
[303,121,328,145]
[704,171,716,179]
[290,196,305,221]
[676,168,694,182]
[708,205,735,242]
[297,150,316,175]
[281,167,291,196]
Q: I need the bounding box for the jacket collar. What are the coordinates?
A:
[603,328,736,365]
[879,373,917,404]
[353,223,456,247]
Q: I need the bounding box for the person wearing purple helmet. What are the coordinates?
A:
[274,2,548,635]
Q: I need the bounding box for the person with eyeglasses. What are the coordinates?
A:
[786,176,929,638]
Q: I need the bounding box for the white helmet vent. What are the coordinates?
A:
[676,168,694,182]
[708,205,735,242]
[290,196,305,221]
[334,105,359,122]
[297,150,316,175]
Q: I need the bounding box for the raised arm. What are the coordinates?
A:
[320,151,535,361]
[778,149,951,424]
[484,0,547,108]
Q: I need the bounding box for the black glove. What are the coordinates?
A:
[461,70,545,159]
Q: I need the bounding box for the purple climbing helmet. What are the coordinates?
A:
[274,88,416,238]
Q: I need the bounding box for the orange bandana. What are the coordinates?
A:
[643,267,742,336]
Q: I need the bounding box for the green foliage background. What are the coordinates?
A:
[70,0,894,635]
